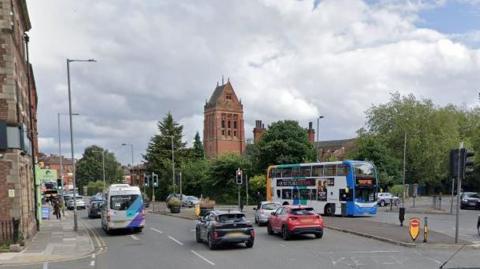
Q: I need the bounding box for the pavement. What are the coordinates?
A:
[0,208,96,266]
[4,210,480,269]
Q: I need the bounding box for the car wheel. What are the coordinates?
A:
[380,200,385,207]
[315,231,323,239]
[282,225,290,240]
[245,240,254,248]
[267,223,274,235]
[208,233,216,250]
[461,204,466,210]
[196,228,202,243]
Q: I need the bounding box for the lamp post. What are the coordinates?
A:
[121,143,134,187]
[67,58,96,232]
[57,113,79,196]
[165,136,175,193]
[316,115,324,162]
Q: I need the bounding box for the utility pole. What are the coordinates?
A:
[170,136,175,194]
[402,132,407,206]
[316,115,324,162]
[245,174,249,206]
[179,171,182,200]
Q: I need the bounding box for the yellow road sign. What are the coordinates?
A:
[409,217,421,241]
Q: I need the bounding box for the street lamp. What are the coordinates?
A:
[316,115,324,162]
[166,136,175,194]
[67,58,96,232]
[92,149,106,191]
[57,113,79,196]
[121,143,134,166]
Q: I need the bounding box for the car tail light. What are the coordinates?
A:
[288,216,298,222]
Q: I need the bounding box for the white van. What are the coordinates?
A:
[101,184,145,234]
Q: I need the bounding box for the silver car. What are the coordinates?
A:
[66,196,86,210]
[254,201,281,226]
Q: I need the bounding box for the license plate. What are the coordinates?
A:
[228,232,244,238]
[300,219,311,223]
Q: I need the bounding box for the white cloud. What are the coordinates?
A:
[28,0,480,164]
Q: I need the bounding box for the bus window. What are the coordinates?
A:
[301,166,311,177]
[337,164,349,176]
[273,168,281,178]
[282,168,292,178]
[300,189,314,200]
[282,189,292,199]
[292,167,300,177]
[312,165,324,177]
[276,189,281,198]
[324,165,336,176]
[355,188,376,202]
[292,189,299,199]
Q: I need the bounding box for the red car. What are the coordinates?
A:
[267,206,323,240]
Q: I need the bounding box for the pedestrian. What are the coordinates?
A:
[256,192,262,209]
[53,198,61,220]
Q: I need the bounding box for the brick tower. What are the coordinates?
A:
[204,79,245,158]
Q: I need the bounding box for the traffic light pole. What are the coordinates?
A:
[455,142,463,244]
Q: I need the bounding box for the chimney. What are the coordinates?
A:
[307,121,315,144]
[253,120,266,144]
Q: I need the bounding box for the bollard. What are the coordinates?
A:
[399,207,405,226]
[390,200,393,211]
[423,216,429,243]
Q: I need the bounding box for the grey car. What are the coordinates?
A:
[66,196,86,210]
[254,201,281,225]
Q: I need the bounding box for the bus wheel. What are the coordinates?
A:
[282,201,289,206]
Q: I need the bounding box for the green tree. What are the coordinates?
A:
[255,120,316,172]
[76,145,124,193]
[179,158,208,196]
[192,132,204,159]
[144,112,187,200]
[204,154,252,203]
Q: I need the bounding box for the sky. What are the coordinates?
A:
[26,0,480,165]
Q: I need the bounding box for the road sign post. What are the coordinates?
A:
[236,168,243,211]
[152,172,158,212]
[409,217,421,242]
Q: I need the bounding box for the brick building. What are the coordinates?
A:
[315,138,357,161]
[127,164,145,187]
[0,0,38,240]
[38,154,75,190]
[204,79,245,158]
[253,120,316,144]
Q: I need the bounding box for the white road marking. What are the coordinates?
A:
[191,250,215,266]
[90,260,95,267]
[190,229,196,232]
[43,262,48,269]
[279,244,287,248]
[151,227,163,234]
[130,234,140,240]
[91,254,96,259]
[168,235,184,245]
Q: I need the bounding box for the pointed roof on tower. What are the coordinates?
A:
[205,79,241,109]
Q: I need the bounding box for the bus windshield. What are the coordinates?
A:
[354,162,377,203]
[110,194,141,210]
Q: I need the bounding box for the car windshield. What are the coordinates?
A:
[261,203,280,210]
[467,193,479,198]
[110,195,141,210]
[217,214,246,223]
[290,207,315,215]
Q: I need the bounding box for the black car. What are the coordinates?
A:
[88,199,104,218]
[195,210,255,250]
[460,192,480,209]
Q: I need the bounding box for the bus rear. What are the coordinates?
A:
[102,185,145,233]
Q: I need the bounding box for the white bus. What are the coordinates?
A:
[266,161,378,216]
[101,184,145,233]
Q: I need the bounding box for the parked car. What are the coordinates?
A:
[66,196,86,210]
[183,196,199,207]
[254,201,281,225]
[267,206,323,240]
[377,192,400,207]
[460,192,480,209]
[195,210,255,249]
[88,199,104,218]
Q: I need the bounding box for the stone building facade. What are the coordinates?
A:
[204,80,245,158]
[0,0,37,240]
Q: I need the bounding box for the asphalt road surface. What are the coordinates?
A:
[6,211,480,269]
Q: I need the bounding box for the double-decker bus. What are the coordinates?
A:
[266,160,377,216]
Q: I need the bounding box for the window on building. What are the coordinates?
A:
[221,120,225,128]
[226,94,232,100]
[227,130,231,136]
[233,121,237,129]
[233,131,237,137]
[222,130,225,136]
[227,121,231,128]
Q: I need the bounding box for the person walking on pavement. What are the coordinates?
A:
[53,198,61,220]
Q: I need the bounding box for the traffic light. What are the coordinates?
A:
[152,173,159,187]
[144,174,150,187]
[450,149,459,178]
[236,169,243,185]
[460,148,475,178]
[57,178,62,190]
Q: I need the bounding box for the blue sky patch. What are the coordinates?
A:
[416,1,480,34]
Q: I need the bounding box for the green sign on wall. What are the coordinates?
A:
[35,166,58,183]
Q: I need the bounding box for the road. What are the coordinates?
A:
[5,211,480,269]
